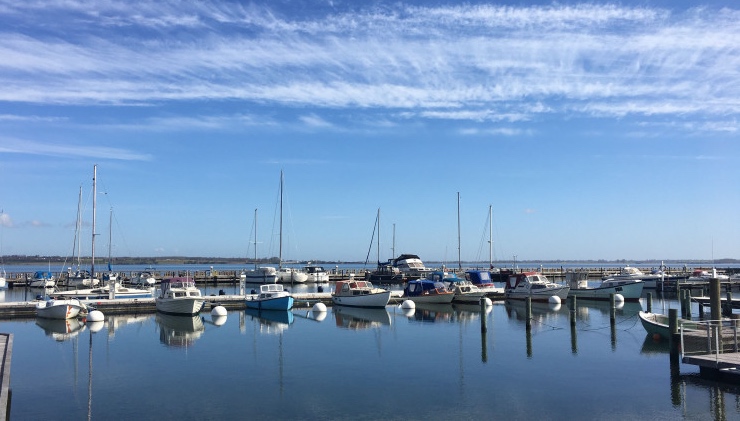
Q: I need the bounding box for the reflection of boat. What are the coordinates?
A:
[504,299,565,324]
[156,313,204,347]
[637,311,701,340]
[568,278,643,301]
[333,306,391,329]
[156,277,205,316]
[640,334,670,355]
[407,302,455,323]
[245,308,294,334]
[36,298,84,319]
[332,279,391,308]
[403,279,455,304]
[246,284,294,311]
[36,317,87,341]
[504,272,569,302]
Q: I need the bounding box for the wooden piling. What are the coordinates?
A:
[480,297,487,334]
[646,292,652,313]
[710,278,721,321]
[525,296,532,331]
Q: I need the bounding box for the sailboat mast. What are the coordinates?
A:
[457,192,461,271]
[488,205,493,269]
[279,171,283,269]
[75,186,82,270]
[91,165,97,281]
[108,208,113,270]
[376,208,380,264]
[253,208,258,270]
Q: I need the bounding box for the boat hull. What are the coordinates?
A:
[568,281,643,301]
[505,286,570,302]
[156,298,205,316]
[404,292,455,304]
[332,290,391,308]
[246,295,294,311]
[36,300,83,320]
[276,270,308,283]
[243,272,278,284]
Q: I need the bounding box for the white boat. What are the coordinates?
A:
[686,268,729,283]
[568,278,643,301]
[504,272,570,302]
[131,271,157,287]
[246,283,294,311]
[276,267,308,283]
[391,254,432,278]
[155,276,205,316]
[403,279,455,304]
[602,266,662,288]
[274,171,308,284]
[36,298,84,319]
[332,279,391,308]
[64,269,98,288]
[242,208,278,284]
[303,265,330,283]
[49,283,154,300]
[0,272,5,290]
[449,280,487,304]
[29,270,56,288]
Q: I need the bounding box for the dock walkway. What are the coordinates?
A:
[681,320,740,379]
[0,333,12,420]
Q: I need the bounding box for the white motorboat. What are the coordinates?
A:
[568,278,643,301]
[131,271,157,287]
[0,269,6,290]
[29,271,56,288]
[504,272,570,302]
[602,266,662,288]
[155,277,205,316]
[276,267,308,283]
[303,265,330,283]
[391,254,433,278]
[332,279,391,308]
[64,269,99,288]
[449,280,487,304]
[36,298,84,320]
[686,268,729,283]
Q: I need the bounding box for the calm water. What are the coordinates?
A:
[2,287,740,420]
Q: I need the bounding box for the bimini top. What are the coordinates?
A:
[466,270,492,285]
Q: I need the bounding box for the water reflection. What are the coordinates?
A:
[155,313,205,347]
[36,317,87,341]
[407,303,455,323]
[244,308,293,334]
[333,306,391,329]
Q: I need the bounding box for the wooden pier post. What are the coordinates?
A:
[569,295,576,328]
[646,292,652,313]
[685,289,691,319]
[480,297,487,334]
[525,296,532,331]
[668,308,679,357]
[725,287,733,317]
[710,278,721,321]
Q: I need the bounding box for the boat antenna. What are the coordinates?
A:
[279,170,283,269]
[488,205,493,270]
[457,192,461,271]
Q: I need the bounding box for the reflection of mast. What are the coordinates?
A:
[87,326,93,421]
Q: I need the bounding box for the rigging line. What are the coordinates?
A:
[363,209,379,268]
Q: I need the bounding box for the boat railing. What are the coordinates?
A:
[679,319,740,360]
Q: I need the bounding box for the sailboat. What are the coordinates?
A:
[274,171,308,284]
[50,166,153,300]
[64,186,98,288]
[465,205,504,294]
[364,208,403,283]
[242,208,278,284]
[102,208,118,284]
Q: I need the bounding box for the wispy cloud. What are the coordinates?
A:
[0,138,153,160]
[0,1,737,130]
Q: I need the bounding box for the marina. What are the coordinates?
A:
[2,273,740,419]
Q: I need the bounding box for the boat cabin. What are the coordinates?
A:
[258,283,287,299]
[335,280,377,296]
[466,270,493,285]
[506,272,552,290]
[160,277,201,298]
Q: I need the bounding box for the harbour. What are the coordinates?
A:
[2,273,740,419]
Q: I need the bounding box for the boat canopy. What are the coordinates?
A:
[404,279,446,296]
[466,270,492,285]
[33,271,53,279]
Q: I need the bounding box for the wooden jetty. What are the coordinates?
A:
[0,333,12,420]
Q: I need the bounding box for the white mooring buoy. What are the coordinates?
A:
[484,297,493,306]
[312,302,327,312]
[614,293,625,303]
[87,310,105,322]
[211,305,227,317]
[548,295,561,305]
[401,300,415,309]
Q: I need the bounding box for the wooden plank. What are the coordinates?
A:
[0,333,13,421]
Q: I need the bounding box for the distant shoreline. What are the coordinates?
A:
[2,255,738,266]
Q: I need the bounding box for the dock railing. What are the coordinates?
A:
[680,319,740,361]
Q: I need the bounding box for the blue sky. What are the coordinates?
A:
[0,0,738,263]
